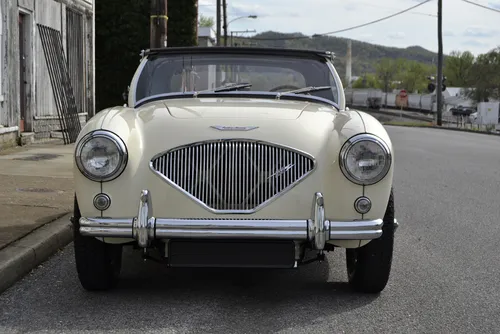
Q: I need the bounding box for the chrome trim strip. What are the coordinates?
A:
[210,125,259,131]
[149,139,317,214]
[339,133,392,186]
[79,190,384,250]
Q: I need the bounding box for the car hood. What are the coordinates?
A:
[96,97,366,162]
[164,97,327,120]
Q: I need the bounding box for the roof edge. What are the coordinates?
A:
[143,46,334,60]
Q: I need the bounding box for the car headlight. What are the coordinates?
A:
[339,133,391,185]
[75,130,128,182]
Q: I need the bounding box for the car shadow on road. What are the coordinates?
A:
[0,246,382,333]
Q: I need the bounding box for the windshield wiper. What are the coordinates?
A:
[193,83,252,97]
[279,86,333,96]
[213,83,252,92]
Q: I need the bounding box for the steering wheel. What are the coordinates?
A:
[269,85,302,92]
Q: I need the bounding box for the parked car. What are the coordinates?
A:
[72,46,398,294]
[449,105,475,116]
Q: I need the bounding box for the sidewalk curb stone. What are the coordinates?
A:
[0,213,73,294]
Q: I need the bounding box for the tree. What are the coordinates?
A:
[95,0,150,111]
[398,60,434,93]
[464,47,500,103]
[167,0,199,47]
[352,74,381,89]
[376,58,400,93]
[95,0,200,111]
[444,50,474,87]
[199,14,214,28]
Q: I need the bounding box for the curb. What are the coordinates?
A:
[0,213,73,294]
[383,123,500,137]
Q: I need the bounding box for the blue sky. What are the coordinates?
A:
[198,0,500,56]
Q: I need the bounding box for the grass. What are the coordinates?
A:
[383,121,434,127]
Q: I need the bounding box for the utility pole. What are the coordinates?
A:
[222,0,228,46]
[436,0,443,126]
[216,0,221,46]
[150,0,168,48]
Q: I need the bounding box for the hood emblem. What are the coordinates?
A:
[267,164,295,179]
[210,125,259,131]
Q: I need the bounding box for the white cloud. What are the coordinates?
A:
[199,0,500,55]
[387,32,406,40]
[463,40,489,47]
[463,25,498,38]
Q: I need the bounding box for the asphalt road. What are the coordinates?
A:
[1,126,499,334]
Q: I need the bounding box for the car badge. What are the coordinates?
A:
[267,164,295,179]
[210,125,259,131]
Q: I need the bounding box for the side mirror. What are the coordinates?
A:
[122,86,130,102]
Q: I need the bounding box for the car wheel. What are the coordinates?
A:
[345,188,395,293]
[72,195,123,291]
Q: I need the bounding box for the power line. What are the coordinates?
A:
[247,0,434,41]
[352,1,437,17]
[461,0,500,13]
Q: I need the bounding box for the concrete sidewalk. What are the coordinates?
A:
[0,142,74,293]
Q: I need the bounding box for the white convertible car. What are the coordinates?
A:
[72,46,398,293]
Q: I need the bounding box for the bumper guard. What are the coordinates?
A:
[79,190,386,250]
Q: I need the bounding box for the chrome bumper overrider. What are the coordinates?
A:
[79,190,385,250]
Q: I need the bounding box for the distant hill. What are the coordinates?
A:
[239,31,443,78]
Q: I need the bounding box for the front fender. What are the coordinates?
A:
[74,105,136,218]
[355,111,394,221]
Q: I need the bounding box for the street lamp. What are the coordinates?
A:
[224,15,257,46]
[228,15,258,26]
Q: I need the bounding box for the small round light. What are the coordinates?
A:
[354,196,371,214]
[93,193,111,211]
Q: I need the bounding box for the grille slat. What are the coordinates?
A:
[151,140,315,212]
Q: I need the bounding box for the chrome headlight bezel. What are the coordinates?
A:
[75,130,128,182]
[339,133,392,186]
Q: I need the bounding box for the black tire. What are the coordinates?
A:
[346,188,395,293]
[72,195,123,291]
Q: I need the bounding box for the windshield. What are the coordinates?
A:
[134,53,339,106]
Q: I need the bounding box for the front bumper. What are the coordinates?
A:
[79,190,386,250]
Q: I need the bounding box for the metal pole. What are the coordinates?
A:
[216,0,221,46]
[223,0,228,46]
[436,0,443,126]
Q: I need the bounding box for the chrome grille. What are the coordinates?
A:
[151,140,315,212]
